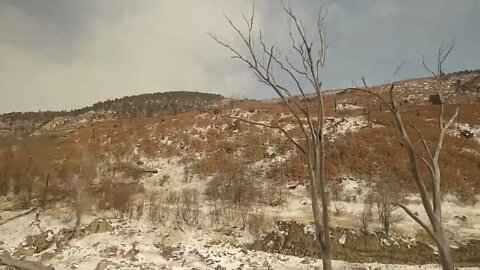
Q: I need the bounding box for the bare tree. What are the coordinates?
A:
[358,200,373,236]
[331,181,344,216]
[376,180,403,238]
[0,146,13,196]
[210,3,333,268]
[358,187,374,236]
[74,149,98,235]
[353,42,457,270]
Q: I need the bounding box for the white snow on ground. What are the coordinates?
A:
[139,157,185,190]
[1,211,479,270]
[136,159,480,242]
[1,158,479,269]
[336,103,364,111]
[267,176,480,241]
[325,116,382,141]
[447,123,480,143]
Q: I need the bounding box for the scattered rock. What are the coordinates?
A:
[228,120,241,131]
[55,228,75,252]
[286,182,299,190]
[88,218,114,233]
[461,129,474,139]
[24,230,55,253]
[300,258,312,264]
[124,246,139,261]
[95,259,115,270]
[102,246,120,257]
[40,251,57,261]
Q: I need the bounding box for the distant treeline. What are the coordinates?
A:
[0,91,223,124]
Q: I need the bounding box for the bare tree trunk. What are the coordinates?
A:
[352,42,457,269]
[308,145,332,269]
[75,187,82,236]
[210,3,332,268]
[42,174,49,210]
[318,137,332,268]
[392,106,455,270]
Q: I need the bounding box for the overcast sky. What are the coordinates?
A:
[0,0,479,113]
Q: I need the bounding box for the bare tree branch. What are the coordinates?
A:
[409,122,433,159]
[422,55,437,78]
[0,207,37,226]
[394,203,440,247]
[212,4,333,268]
[227,116,307,155]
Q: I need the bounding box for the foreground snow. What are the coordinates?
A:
[1,211,479,270]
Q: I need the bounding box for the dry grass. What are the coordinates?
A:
[0,79,478,210]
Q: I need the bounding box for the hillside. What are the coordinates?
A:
[0,91,223,137]
[0,71,479,269]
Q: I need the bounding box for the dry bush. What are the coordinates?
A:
[149,199,170,225]
[242,132,268,161]
[175,188,202,227]
[165,190,180,204]
[261,183,286,207]
[358,189,375,236]
[157,174,170,186]
[323,106,480,194]
[207,200,251,230]
[147,191,177,225]
[192,151,239,176]
[376,182,404,237]
[110,162,145,180]
[205,168,259,206]
[330,181,345,216]
[247,212,269,237]
[266,153,308,184]
[97,178,145,212]
[207,201,222,227]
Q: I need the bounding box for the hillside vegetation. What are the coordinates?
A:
[0,71,479,269]
[0,91,222,137]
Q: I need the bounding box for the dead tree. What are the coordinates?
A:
[74,149,98,235]
[376,180,403,238]
[353,42,457,270]
[210,3,333,269]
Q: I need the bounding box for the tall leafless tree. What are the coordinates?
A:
[210,3,333,269]
[353,42,457,270]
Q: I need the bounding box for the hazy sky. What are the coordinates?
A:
[0,0,479,113]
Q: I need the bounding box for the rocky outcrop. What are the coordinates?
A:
[250,220,480,267]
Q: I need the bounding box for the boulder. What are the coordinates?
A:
[25,230,55,253]
[88,218,114,233]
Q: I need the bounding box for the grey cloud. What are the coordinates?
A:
[0,1,479,113]
[0,0,137,62]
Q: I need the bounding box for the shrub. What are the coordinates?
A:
[175,188,201,227]
[98,179,145,212]
[247,212,268,237]
[205,167,259,206]
[110,162,146,180]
